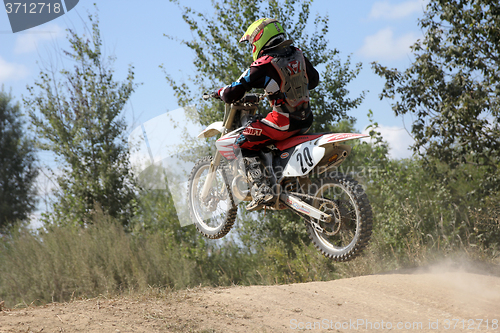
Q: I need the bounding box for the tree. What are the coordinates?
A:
[0,89,38,229]
[25,13,138,226]
[373,0,500,191]
[164,0,364,133]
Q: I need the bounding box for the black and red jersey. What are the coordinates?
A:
[218,46,319,151]
[219,47,319,108]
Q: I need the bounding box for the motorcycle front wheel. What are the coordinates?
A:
[306,175,373,261]
[188,156,237,239]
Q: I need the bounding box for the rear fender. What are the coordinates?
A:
[280,133,367,177]
[313,133,368,174]
[317,133,369,146]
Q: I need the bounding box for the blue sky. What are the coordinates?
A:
[1,0,428,159]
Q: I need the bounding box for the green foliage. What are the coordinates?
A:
[0,89,38,230]
[368,158,500,265]
[131,185,200,246]
[370,0,500,264]
[373,0,500,190]
[25,13,138,226]
[164,0,364,131]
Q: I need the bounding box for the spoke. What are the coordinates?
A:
[312,183,359,250]
[192,166,231,229]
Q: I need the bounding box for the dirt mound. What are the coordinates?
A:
[1,270,499,332]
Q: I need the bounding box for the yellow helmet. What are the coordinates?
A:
[239,18,285,61]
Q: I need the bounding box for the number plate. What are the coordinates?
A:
[282,141,325,177]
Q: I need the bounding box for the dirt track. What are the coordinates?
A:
[1,267,499,332]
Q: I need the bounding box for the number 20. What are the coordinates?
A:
[296,147,314,173]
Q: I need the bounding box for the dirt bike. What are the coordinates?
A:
[188,93,373,261]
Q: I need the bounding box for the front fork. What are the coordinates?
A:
[201,103,233,201]
[200,151,223,201]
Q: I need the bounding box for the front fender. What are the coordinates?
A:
[197,121,224,139]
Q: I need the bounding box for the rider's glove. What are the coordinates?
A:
[203,89,223,100]
[214,88,223,99]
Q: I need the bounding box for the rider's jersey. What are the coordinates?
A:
[219,46,319,120]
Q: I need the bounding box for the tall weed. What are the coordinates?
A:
[0,216,197,307]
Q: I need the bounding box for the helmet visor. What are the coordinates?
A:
[239,18,277,44]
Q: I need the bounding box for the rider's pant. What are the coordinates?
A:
[235,110,312,152]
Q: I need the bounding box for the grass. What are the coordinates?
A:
[0,216,198,307]
[0,200,498,308]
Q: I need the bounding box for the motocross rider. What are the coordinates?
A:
[216,18,319,211]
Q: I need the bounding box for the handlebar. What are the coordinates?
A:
[202,92,265,104]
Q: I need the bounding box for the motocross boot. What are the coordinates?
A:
[244,157,274,211]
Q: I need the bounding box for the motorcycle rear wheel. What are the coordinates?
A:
[305,175,373,261]
[188,156,237,239]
